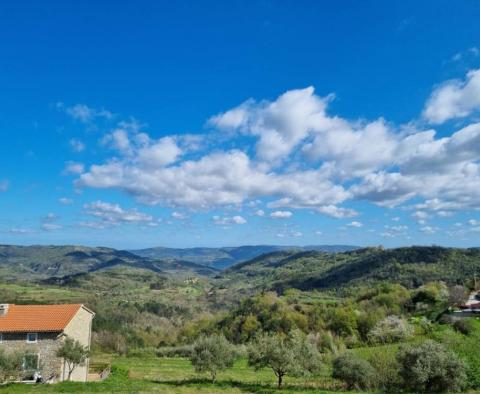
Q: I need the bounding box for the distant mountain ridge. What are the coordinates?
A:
[0,244,217,281]
[129,244,359,269]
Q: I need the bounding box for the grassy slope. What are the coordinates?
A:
[0,357,360,394]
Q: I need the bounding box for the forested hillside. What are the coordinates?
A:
[217,246,480,293]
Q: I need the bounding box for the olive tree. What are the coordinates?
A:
[368,315,413,344]
[397,340,466,393]
[0,350,23,383]
[248,331,322,387]
[189,334,236,383]
[332,352,377,390]
[56,337,89,381]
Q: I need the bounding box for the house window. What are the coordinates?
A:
[22,353,39,371]
[26,333,38,343]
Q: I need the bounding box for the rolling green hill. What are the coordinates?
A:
[130,244,359,269]
[0,244,217,281]
[217,246,480,293]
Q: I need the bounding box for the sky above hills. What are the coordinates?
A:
[1,1,480,249]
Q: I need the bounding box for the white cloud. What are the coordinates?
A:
[212,215,247,225]
[412,211,428,223]
[9,227,34,234]
[44,213,58,221]
[79,150,349,214]
[42,223,62,231]
[74,74,480,221]
[423,69,480,124]
[59,197,74,205]
[59,103,113,123]
[468,219,479,226]
[420,226,439,234]
[83,200,153,227]
[211,87,335,163]
[64,161,85,175]
[138,137,181,167]
[171,211,188,220]
[254,209,265,217]
[69,138,86,152]
[78,221,108,230]
[270,210,293,219]
[276,229,303,238]
[106,129,132,154]
[347,221,363,228]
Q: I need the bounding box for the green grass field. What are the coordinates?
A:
[0,356,360,394]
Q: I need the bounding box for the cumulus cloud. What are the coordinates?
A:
[59,197,74,205]
[74,71,480,222]
[212,215,247,225]
[63,161,85,175]
[254,209,265,217]
[211,88,323,160]
[79,150,349,214]
[83,200,153,228]
[270,210,293,219]
[423,69,480,124]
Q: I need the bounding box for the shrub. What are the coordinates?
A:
[190,334,237,383]
[368,315,413,344]
[454,319,474,335]
[156,345,193,358]
[367,350,401,392]
[397,340,467,393]
[307,331,345,355]
[0,350,23,383]
[126,347,157,357]
[332,352,377,390]
[448,285,467,307]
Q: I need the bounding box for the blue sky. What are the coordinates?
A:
[1,1,480,249]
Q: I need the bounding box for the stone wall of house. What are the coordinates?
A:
[0,332,63,381]
[62,306,94,382]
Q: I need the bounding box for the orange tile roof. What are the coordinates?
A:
[0,304,85,333]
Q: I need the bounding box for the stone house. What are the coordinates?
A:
[0,303,94,382]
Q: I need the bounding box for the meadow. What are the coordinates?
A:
[0,356,359,394]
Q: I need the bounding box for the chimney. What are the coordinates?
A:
[0,304,9,317]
